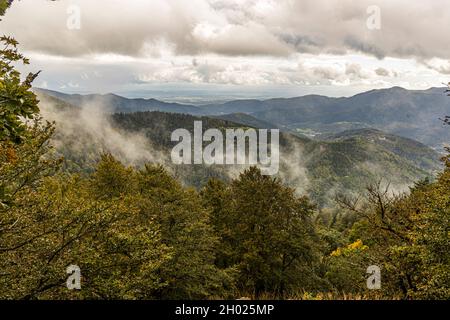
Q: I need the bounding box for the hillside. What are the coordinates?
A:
[203,87,450,150]
[323,128,441,172]
[34,88,202,114]
[36,94,440,207]
[38,86,450,150]
[109,112,441,206]
[213,113,279,129]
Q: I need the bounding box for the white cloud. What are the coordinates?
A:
[2,0,449,95]
[3,0,450,60]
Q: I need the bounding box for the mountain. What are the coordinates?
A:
[202,95,335,115]
[36,93,441,207]
[111,112,442,206]
[34,88,202,114]
[213,113,279,129]
[323,128,441,172]
[201,99,269,114]
[37,86,450,150]
[110,111,441,205]
[201,87,450,150]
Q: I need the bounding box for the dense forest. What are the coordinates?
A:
[0,2,449,300]
[34,93,441,208]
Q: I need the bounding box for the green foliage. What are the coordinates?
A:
[0,133,170,299]
[0,120,58,208]
[202,167,325,297]
[1,113,448,299]
[404,165,450,299]
[324,239,372,294]
[0,0,11,19]
[135,164,235,299]
[0,26,447,300]
[87,155,235,299]
[330,165,450,299]
[0,36,40,144]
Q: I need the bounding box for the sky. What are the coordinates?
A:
[1,0,450,101]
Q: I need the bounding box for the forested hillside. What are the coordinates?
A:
[34,88,202,115]
[1,6,448,300]
[1,98,449,299]
[35,90,440,207]
[39,85,450,152]
[203,87,450,150]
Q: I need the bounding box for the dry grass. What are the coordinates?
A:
[214,291,401,300]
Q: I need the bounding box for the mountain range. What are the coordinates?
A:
[34,88,445,207]
[34,88,202,114]
[35,86,450,151]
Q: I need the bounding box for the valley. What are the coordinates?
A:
[35,88,443,207]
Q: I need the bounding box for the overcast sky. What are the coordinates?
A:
[2,0,449,100]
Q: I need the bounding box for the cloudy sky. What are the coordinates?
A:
[2,0,450,100]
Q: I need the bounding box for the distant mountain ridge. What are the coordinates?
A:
[34,88,202,115]
[323,128,440,172]
[35,90,442,207]
[213,113,279,129]
[202,87,450,150]
[34,86,450,150]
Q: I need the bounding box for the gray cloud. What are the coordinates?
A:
[375,67,390,77]
[2,0,450,61]
[422,60,450,75]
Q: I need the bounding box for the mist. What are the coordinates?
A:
[37,93,169,169]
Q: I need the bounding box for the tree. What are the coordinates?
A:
[201,178,236,269]
[0,36,40,144]
[135,164,235,299]
[87,155,235,299]
[202,167,323,298]
[335,174,449,299]
[0,0,12,19]
[1,150,171,299]
[408,165,449,299]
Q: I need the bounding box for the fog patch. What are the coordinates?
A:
[38,93,168,168]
